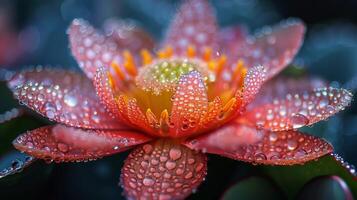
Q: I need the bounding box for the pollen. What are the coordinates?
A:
[136,59,215,95]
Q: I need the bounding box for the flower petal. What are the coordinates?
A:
[121,139,207,199]
[13,125,151,162]
[68,19,122,79]
[103,18,155,57]
[219,25,248,53]
[236,19,305,79]
[9,68,124,129]
[248,76,327,109]
[242,65,267,105]
[184,123,333,165]
[170,71,208,137]
[93,67,122,119]
[241,87,353,131]
[163,0,218,54]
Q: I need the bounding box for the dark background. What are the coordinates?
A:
[0,0,357,199]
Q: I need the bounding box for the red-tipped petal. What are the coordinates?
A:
[237,19,305,79]
[184,123,333,165]
[163,0,218,54]
[9,68,124,129]
[248,76,327,109]
[170,71,208,137]
[121,139,207,199]
[68,19,122,79]
[13,125,151,162]
[241,87,353,131]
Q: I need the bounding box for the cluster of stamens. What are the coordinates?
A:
[104,45,249,136]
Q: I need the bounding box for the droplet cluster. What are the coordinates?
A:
[331,153,357,177]
[121,139,207,200]
[164,0,218,54]
[0,153,35,179]
[13,125,150,163]
[248,87,353,131]
[170,71,208,137]
[186,124,333,165]
[10,67,122,129]
[136,59,214,95]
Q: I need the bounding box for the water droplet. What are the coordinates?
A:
[269,132,278,142]
[169,148,182,160]
[143,177,155,186]
[287,139,298,151]
[143,144,153,153]
[290,113,309,129]
[64,94,78,107]
[57,143,69,153]
[165,161,176,170]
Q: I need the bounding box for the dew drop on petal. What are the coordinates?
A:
[290,113,309,129]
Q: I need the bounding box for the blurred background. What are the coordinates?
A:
[0,0,357,199]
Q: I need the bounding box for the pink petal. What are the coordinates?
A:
[241,87,353,131]
[121,139,207,199]
[13,125,152,162]
[93,67,122,119]
[9,68,124,129]
[163,0,218,54]
[218,25,248,53]
[242,65,267,105]
[103,18,155,58]
[170,71,208,137]
[248,76,327,109]
[235,19,305,79]
[68,19,122,79]
[184,123,333,165]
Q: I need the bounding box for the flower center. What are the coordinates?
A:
[136,59,215,95]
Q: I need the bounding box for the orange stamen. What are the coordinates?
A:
[146,108,158,126]
[215,55,227,77]
[232,59,247,87]
[202,47,212,62]
[222,98,237,113]
[123,50,137,76]
[107,72,117,90]
[110,61,125,80]
[140,49,152,65]
[186,45,196,58]
[157,46,173,59]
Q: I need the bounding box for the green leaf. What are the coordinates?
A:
[259,155,357,199]
[297,175,353,200]
[221,176,285,200]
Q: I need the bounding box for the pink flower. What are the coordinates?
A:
[7,0,352,199]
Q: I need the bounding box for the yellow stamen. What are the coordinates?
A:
[110,61,125,80]
[208,60,216,71]
[202,47,212,62]
[140,49,152,65]
[222,98,237,113]
[123,50,137,76]
[186,45,196,58]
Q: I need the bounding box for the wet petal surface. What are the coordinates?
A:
[13,125,151,162]
[163,0,218,54]
[184,123,333,165]
[234,19,305,79]
[9,68,124,129]
[121,139,207,200]
[242,87,353,131]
